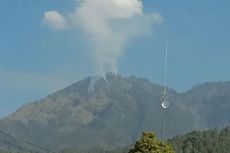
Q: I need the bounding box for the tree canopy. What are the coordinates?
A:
[128,132,175,153]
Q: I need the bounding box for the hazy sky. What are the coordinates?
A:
[0,0,229,117]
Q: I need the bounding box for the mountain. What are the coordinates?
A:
[0,74,229,152]
[181,81,230,128]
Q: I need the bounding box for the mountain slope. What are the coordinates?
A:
[0,74,229,152]
[181,81,230,128]
[169,127,230,153]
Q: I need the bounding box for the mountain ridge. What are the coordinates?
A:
[0,74,229,152]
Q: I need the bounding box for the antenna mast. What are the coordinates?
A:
[161,40,170,142]
[164,40,168,98]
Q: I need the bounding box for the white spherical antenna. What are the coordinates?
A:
[161,99,170,109]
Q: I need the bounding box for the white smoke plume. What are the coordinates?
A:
[43,11,67,30]
[43,0,163,76]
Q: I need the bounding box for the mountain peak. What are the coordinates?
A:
[0,76,229,152]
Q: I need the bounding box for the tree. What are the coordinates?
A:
[128,132,175,153]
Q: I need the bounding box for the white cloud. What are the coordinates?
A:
[43,0,163,76]
[43,11,67,30]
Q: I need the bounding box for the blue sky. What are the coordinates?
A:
[0,0,229,117]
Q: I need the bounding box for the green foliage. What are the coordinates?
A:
[128,132,175,153]
[1,127,229,153]
[169,127,230,153]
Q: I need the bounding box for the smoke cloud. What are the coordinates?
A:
[43,0,163,76]
[43,11,67,30]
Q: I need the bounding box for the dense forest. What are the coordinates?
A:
[111,127,230,153]
[169,127,230,153]
[108,127,230,153]
[0,127,229,153]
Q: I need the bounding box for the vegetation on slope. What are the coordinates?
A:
[0,74,229,152]
[0,127,229,153]
[169,127,230,153]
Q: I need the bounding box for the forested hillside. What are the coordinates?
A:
[0,74,229,152]
[0,127,229,153]
[169,127,230,153]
